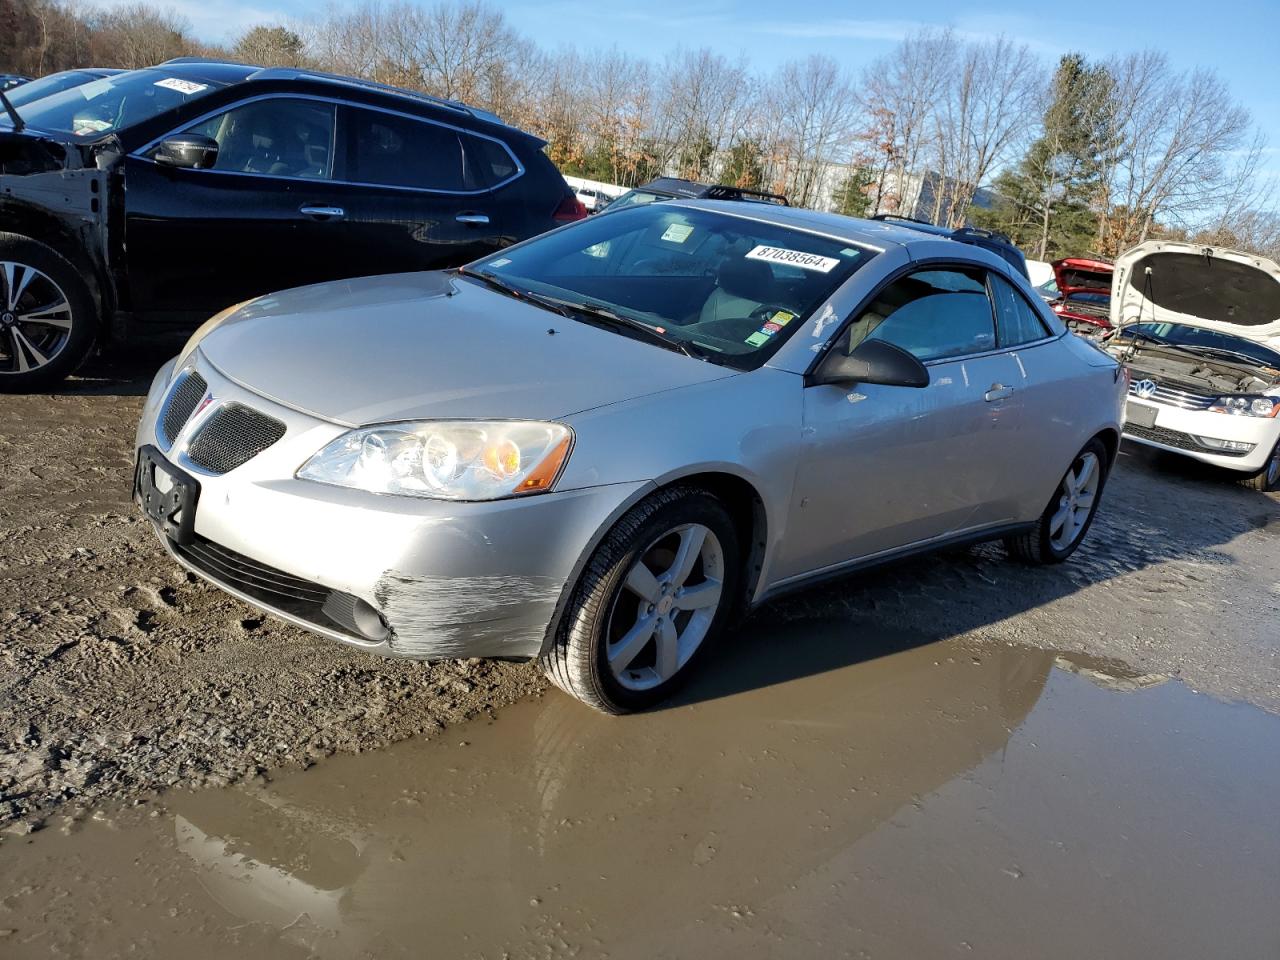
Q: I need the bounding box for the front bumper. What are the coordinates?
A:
[136,354,647,660]
[1123,397,1280,473]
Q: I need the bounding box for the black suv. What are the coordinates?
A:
[869,215,1029,280]
[0,59,581,389]
[604,177,788,213]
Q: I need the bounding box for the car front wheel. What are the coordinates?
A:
[1005,437,1110,564]
[0,233,98,393]
[542,486,741,714]
[1239,438,1280,493]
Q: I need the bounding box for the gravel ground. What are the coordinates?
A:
[2,348,1278,832]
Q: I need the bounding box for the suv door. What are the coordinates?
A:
[774,265,1025,582]
[122,96,341,323]
[325,105,508,280]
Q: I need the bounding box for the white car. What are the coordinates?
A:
[1106,241,1280,491]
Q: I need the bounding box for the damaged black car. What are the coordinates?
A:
[0,59,581,390]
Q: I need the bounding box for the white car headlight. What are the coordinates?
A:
[297,421,573,501]
[1209,396,1280,418]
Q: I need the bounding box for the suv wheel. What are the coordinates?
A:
[0,233,97,392]
[542,486,741,714]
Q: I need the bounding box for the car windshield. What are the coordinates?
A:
[1118,322,1280,367]
[465,204,871,369]
[605,189,672,211]
[7,71,106,109]
[1065,292,1110,305]
[2,68,226,137]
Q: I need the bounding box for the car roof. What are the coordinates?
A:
[156,58,528,138]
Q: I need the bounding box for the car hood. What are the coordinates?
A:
[1111,241,1280,348]
[1051,257,1112,298]
[197,271,736,425]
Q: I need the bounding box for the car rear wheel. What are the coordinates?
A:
[1239,439,1280,492]
[542,486,741,714]
[0,234,97,393]
[1005,438,1110,564]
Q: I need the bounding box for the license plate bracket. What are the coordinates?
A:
[1126,401,1158,429]
[134,445,201,546]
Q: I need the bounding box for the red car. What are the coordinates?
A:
[1044,257,1113,337]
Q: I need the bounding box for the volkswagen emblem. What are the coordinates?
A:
[1134,379,1158,399]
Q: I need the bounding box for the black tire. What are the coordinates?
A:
[1238,438,1280,493]
[1005,437,1111,565]
[541,486,741,714]
[0,233,98,392]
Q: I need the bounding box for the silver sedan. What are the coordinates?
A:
[134,202,1126,713]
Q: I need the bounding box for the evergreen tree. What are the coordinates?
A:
[974,54,1113,260]
[831,167,875,217]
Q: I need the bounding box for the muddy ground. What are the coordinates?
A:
[1,347,1278,836]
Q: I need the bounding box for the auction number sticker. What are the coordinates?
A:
[661,223,694,243]
[745,245,839,273]
[154,78,209,95]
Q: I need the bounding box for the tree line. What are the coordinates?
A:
[3,0,1276,260]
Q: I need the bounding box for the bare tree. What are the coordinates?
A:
[88,3,196,69]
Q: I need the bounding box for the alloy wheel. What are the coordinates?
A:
[0,261,74,375]
[605,523,725,692]
[1049,451,1101,552]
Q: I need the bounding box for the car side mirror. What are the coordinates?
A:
[810,338,930,389]
[154,133,219,170]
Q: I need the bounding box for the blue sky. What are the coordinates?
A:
[156,0,1280,154]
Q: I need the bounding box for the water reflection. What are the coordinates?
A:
[162,627,1053,957]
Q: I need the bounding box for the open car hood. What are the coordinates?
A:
[1112,241,1280,348]
[1051,257,1112,298]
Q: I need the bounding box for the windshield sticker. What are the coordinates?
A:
[745,331,771,347]
[488,257,512,268]
[154,78,209,95]
[811,302,837,338]
[661,223,694,244]
[746,245,839,273]
[761,321,783,335]
[79,78,113,100]
[770,310,795,326]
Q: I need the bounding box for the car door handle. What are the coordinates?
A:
[455,213,490,225]
[299,204,344,220]
[984,384,1014,402]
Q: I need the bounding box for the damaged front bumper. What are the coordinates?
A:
[136,356,648,661]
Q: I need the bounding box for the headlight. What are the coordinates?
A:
[297,421,573,500]
[1209,395,1280,418]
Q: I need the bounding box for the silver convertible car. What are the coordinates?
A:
[134,202,1126,712]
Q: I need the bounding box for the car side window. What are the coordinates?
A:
[989,273,1051,346]
[460,132,517,188]
[842,267,996,363]
[347,107,466,191]
[183,99,335,179]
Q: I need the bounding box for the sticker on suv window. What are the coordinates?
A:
[746,245,839,273]
[154,78,209,95]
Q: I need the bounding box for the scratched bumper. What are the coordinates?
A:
[136,353,647,660]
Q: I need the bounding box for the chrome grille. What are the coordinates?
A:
[1127,378,1216,411]
[186,403,286,474]
[160,370,207,444]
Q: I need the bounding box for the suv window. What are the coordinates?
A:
[461,132,517,186]
[184,98,335,179]
[844,267,996,362]
[990,274,1051,346]
[347,108,466,191]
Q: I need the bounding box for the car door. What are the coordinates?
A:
[325,104,507,280]
[122,96,341,324]
[773,265,1025,583]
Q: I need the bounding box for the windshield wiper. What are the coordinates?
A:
[458,268,575,319]
[0,88,23,132]
[1188,345,1266,366]
[535,294,711,359]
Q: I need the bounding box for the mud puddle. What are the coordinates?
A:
[3,626,1278,959]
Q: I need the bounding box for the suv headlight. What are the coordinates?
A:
[297,421,573,500]
[1209,396,1280,418]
